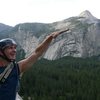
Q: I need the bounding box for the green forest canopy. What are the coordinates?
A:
[19,56,100,100]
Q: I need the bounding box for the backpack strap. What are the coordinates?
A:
[13,61,21,92]
[0,62,14,83]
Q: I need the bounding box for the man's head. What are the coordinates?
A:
[0,38,17,62]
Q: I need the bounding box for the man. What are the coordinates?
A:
[0,29,69,100]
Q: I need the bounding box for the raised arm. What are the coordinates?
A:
[18,29,69,73]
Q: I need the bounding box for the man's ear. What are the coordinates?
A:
[0,51,3,55]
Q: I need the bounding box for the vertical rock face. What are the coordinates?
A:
[0,10,100,60]
[43,10,100,60]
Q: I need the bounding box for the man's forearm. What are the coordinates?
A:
[35,34,54,57]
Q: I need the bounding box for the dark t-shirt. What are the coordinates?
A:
[0,62,20,100]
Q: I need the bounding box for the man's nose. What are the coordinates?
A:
[13,48,17,53]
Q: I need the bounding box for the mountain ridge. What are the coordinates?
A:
[0,10,100,60]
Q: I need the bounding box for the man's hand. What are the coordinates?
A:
[51,29,69,38]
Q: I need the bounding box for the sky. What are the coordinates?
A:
[0,0,100,26]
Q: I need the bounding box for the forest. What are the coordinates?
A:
[18,55,100,100]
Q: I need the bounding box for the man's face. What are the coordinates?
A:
[4,45,17,60]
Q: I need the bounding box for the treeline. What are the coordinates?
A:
[19,56,100,100]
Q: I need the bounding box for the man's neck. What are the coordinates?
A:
[0,58,10,67]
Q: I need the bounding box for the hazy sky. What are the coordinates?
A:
[0,0,99,26]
